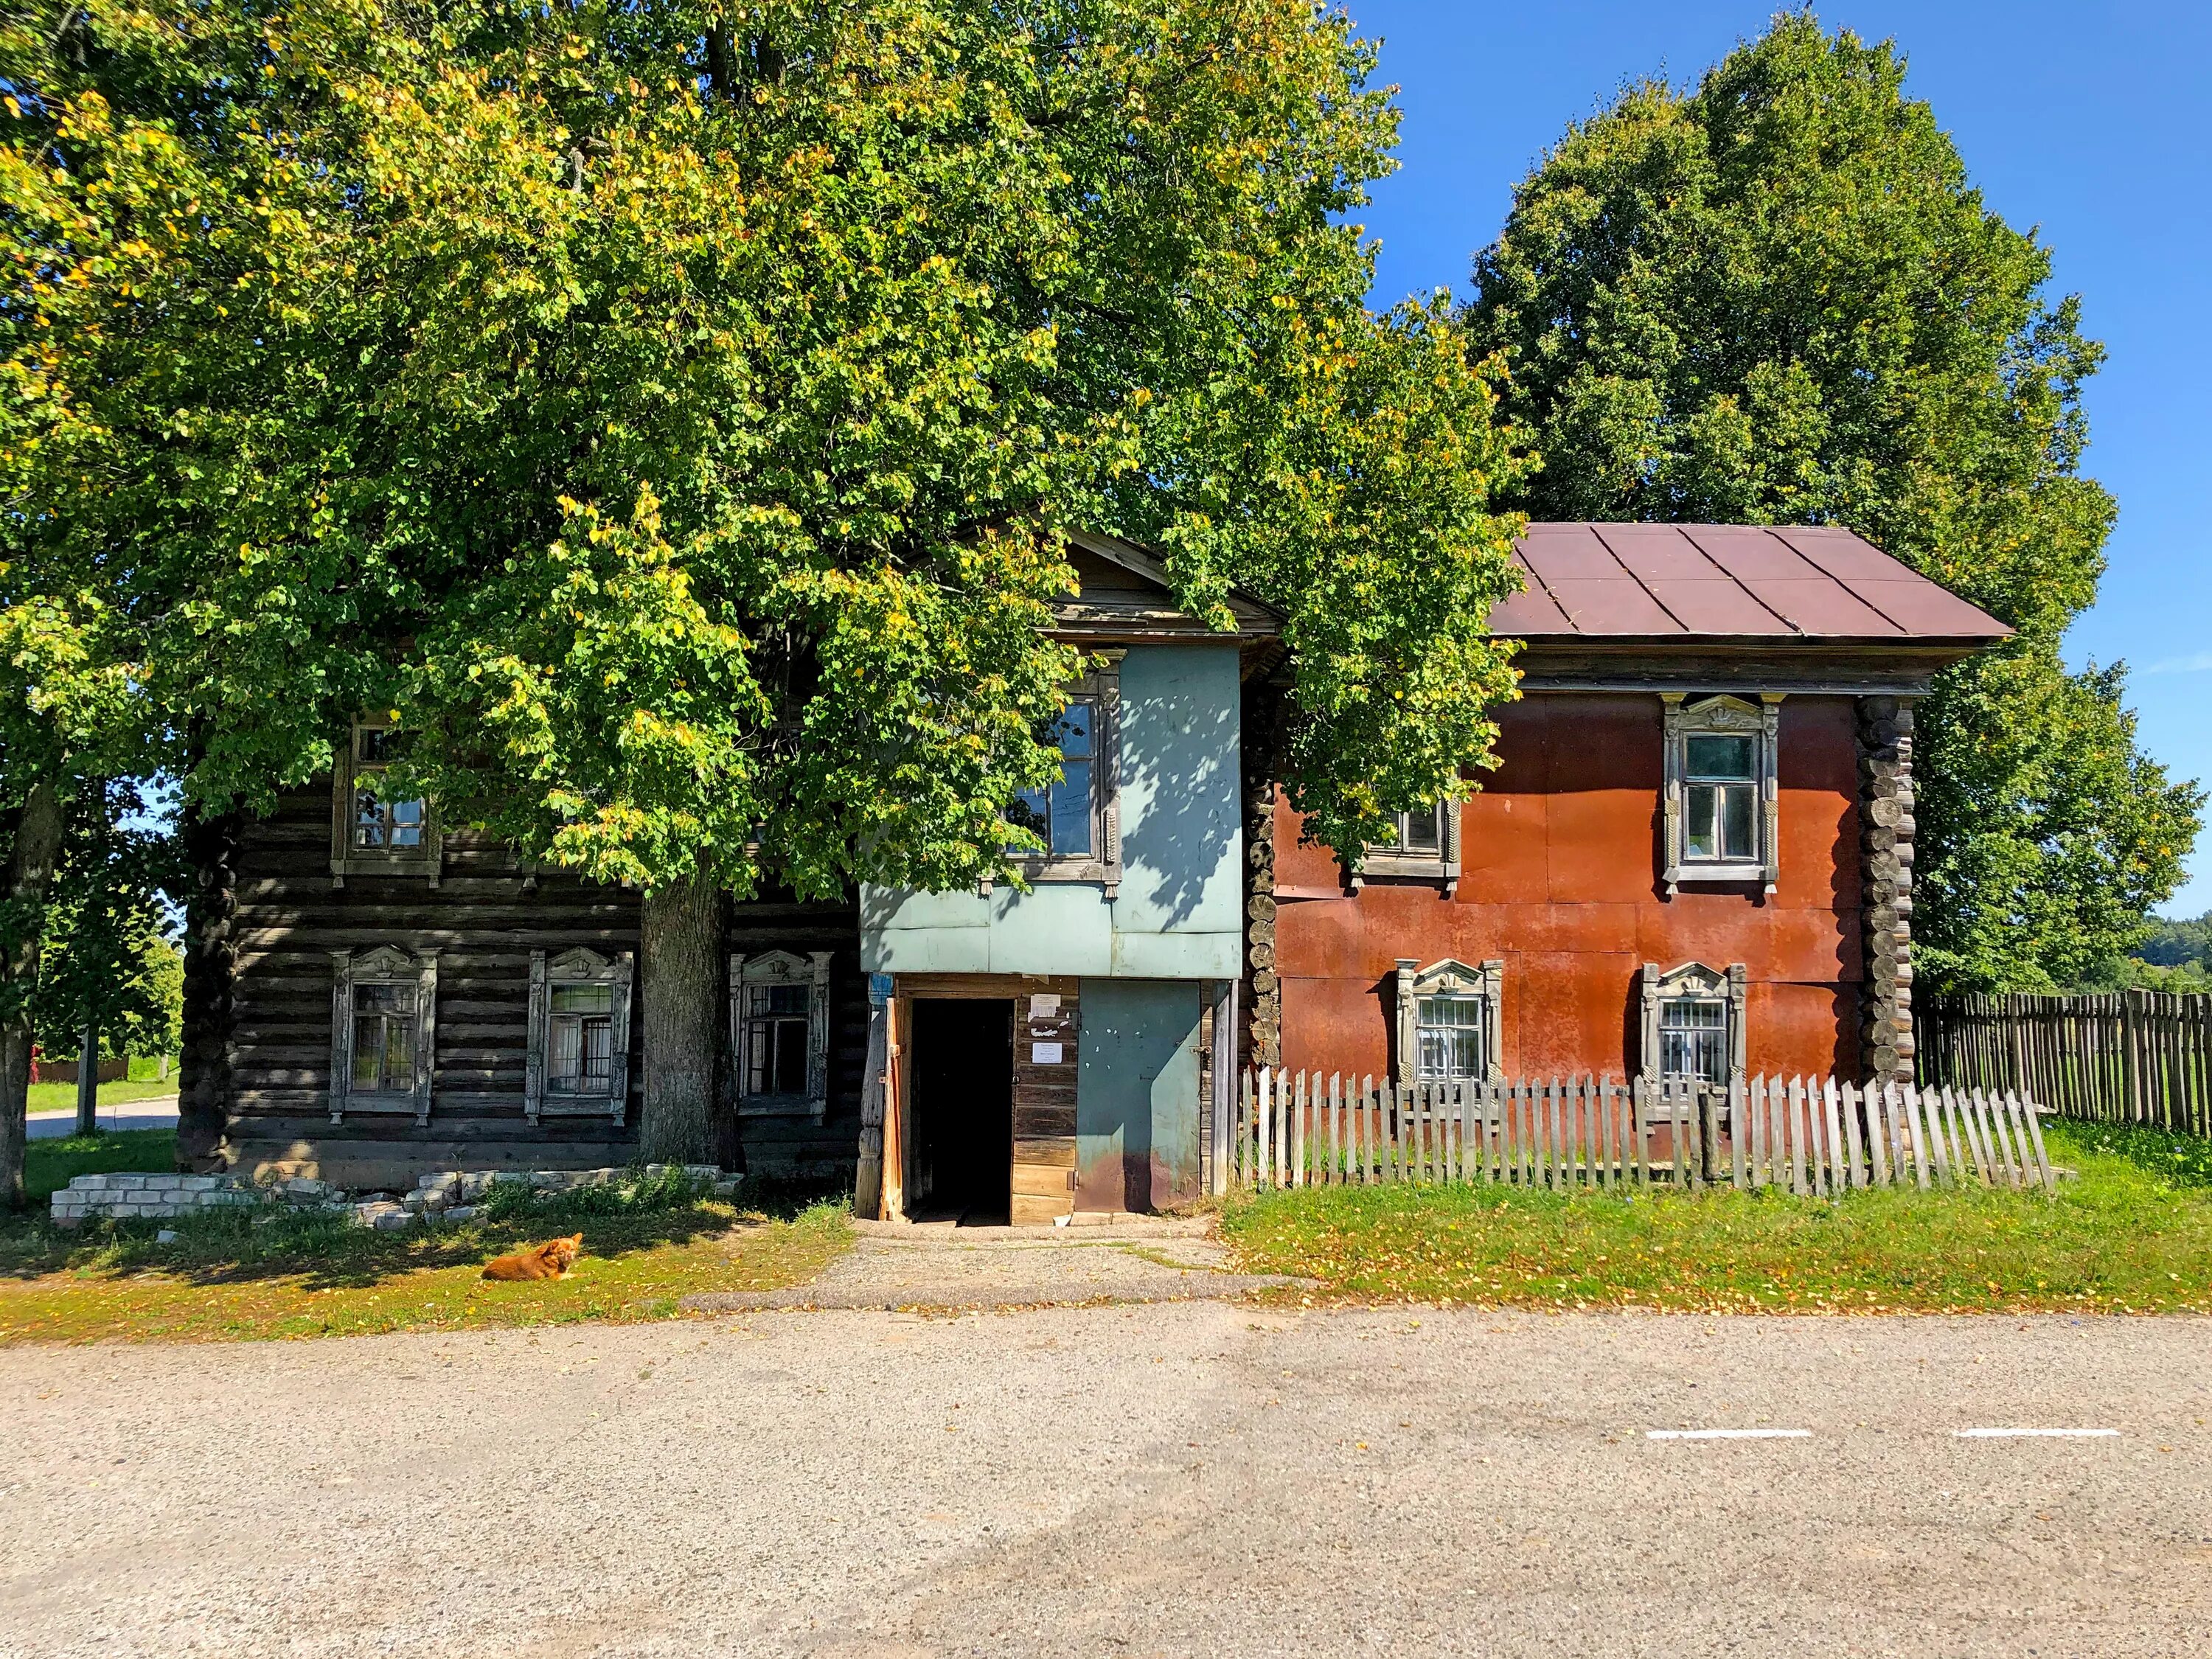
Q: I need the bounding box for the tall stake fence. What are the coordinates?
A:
[1230,1071,2053,1196]
[1917,992,2211,1138]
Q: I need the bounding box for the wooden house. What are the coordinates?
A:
[1248,523,2011,1103]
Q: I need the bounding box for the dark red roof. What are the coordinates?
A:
[1491,523,2011,642]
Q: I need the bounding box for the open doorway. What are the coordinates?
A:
[907,998,1014,1224]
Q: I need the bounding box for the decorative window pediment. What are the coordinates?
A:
[1639,961,1747,1088]
[329,945,438,1124]
[331,718,441,886]
[731,949,834,1120]
[1357,802,1462,894]
[1660,693,1781,897]
[1393,957,1503,1085]
[526,947,634,1124]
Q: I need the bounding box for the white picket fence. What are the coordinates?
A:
[1228,1071,2053,1196]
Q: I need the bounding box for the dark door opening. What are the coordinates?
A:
[908,998,1014,1224]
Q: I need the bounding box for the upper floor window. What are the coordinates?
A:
[1660,693,1781,896]
[1394,958,1504,1087]
[1357,801,1461,894]
[1009,699,1097,858]
[1001,656,1122,895]
[331,717,441,886]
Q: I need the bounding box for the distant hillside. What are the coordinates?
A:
[2098,911,2212,992]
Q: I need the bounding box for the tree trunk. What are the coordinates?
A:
[639,864,721,1166]
[75,1021,97,1137]
[176,807,240,1171]
[0,779,66,1209]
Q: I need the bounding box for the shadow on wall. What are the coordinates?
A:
[1117,648,1240,931]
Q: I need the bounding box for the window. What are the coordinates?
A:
[1393,958,1504,1086]
[1639,961,1747,1089]
[1416,992,1487,1081]
[1659,995,1730,1084]
[526,948,633,1124]
[730,950,833,1119]
[1009,699,1096,858]
[331,718,441,886]
[1358,802,1461,893]
[349,982,418,1093]
[1660,693,1782,896]
[1000,656,1122,894]
[328,945,439,1124]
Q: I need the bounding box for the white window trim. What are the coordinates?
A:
[1357,802,1462,894]
[328,944,438,1125]
[730,948,834,1121]
[1660,693,1782,896]
[1001,653,1124,897]
[1393,957,1504,1086]
[525,947,635,1126]
[330,717,442,887]
[1639,961,1747,1088]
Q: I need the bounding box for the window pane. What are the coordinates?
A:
[551,983,612,1016]
[1400,807,1441,854]
[1659,997,1728,1083]
[1686,785,1719,859]
[1686,735,1755,780]
[1722,784,1756,860]
[1006,787,1049,851]
[1056,700,1093,760]
[549,1016,582,1085]
[354,982,412,1016]
[388,797,425,848]
[1415,993,1485,1079]
[749,983,807,1018]
[1050,761,1093,855]
[353,786,387,848]
[580,1015,612,1085]
[771,1018,808,1093]
[356,727,399,764]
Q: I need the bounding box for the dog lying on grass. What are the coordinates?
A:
[480,1234,585,1281]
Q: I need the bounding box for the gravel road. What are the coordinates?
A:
[4,1303,2208,1658]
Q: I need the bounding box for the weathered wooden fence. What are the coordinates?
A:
[1230,1071,2053,1195]
[1917,991,2211,1138]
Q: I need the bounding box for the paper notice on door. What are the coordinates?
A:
[1029,994,1060,1018]
[1031,1042,1064,1066]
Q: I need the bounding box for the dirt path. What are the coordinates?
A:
[3,1301,2208,1657]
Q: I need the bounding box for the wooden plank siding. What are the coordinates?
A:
[223,782,865,1185]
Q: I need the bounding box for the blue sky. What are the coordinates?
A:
[1344,2,2212,917]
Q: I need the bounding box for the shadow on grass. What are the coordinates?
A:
[4,1167,855,1294]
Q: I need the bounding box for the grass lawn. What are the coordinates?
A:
[1220,1119,2212,1315]
[2,1135,851,1343]
[26,1077,179,1114]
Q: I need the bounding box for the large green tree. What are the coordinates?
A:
[1464,11,2201,992]
[4,0,1530,1161]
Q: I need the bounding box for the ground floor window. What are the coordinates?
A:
[350,983,418,1093]
[1639,961,1747,1088]
[1416,992,1488,1081]
[730,949,834,1119]
[548,983,615,1094]
[1394,958,1504,1087]
[1659,995,1731,1084]
[329,944,439,1124]
[526,947,633,1124]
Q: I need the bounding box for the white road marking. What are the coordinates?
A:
[1952,1427,2120,1439]
[1646,1428,1813,1441]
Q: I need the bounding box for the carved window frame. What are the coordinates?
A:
[1660,693,1782,896]
[329,945,438,1124]
[730,949,833,1121]
[1357,802,1462,894]
[525,947,634,1126]
[330,718,442,887]
[1638,961,1748,1088]
[1393,957,1504,1086]
[1002,653,1124,897]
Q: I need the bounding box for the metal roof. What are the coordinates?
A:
[1491,523,2011,643]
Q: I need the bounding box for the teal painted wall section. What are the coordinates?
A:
[1076,978,1203,1211]
[861,643,1243,979]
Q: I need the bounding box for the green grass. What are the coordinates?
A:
[1,1149,852,1343]
[26,1077,179,1115]
[1219,1119,2212,1315]
[23,1128,178,1203]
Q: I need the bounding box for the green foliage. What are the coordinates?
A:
[34,779,181,1058]
[3,0,1529,900]
[1464,10,2202,990]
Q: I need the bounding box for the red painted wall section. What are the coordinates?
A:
[1273,694,1864,1082]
